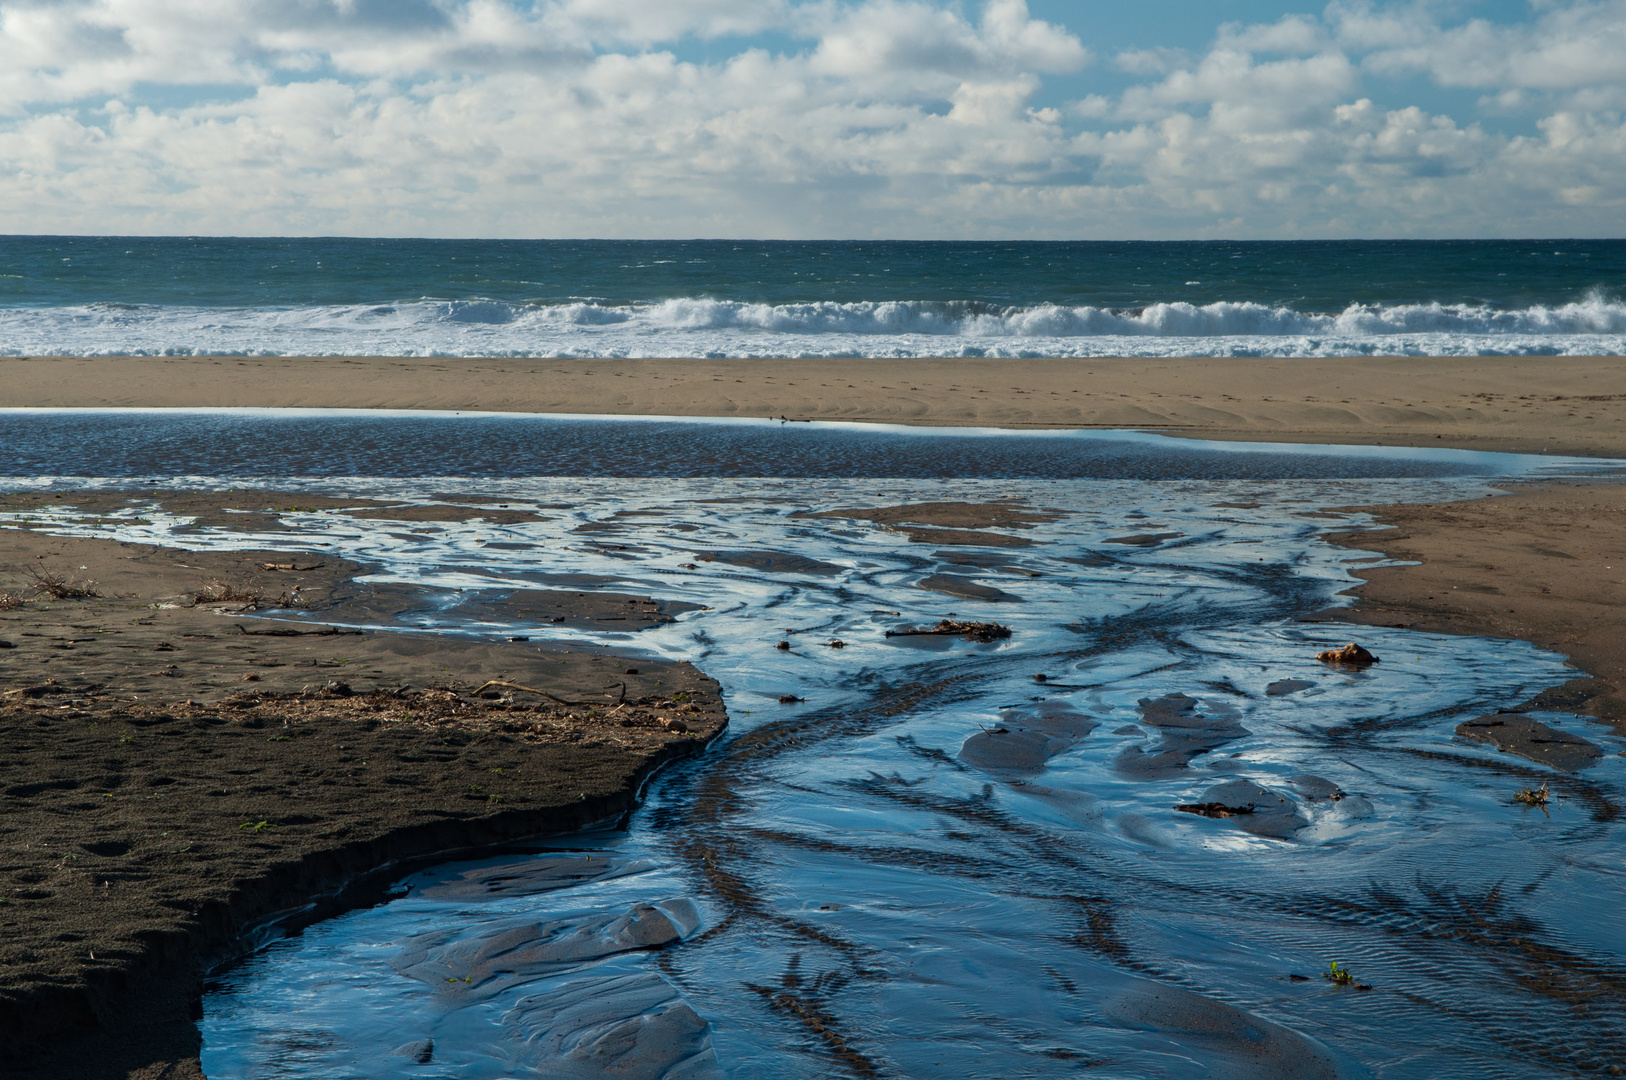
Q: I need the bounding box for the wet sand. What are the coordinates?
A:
[5,354,1626,456]
[1316,482,1626,730]
[5,386,1626,1073]
[0,492,725,1079]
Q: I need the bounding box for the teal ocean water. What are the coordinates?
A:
[2,237,1623,358]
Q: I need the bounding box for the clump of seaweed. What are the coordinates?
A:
[1174,802,1254,819]
[886,619,1012,643]
[1324,961,1372,990]
[0,590,24,610]
[26,565,99,599]
[1316,642,1378,667]
[1515,781,1551,807]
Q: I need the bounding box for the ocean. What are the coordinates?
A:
[3,236,1624,359]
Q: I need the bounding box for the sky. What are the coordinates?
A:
[0,0,1623,239]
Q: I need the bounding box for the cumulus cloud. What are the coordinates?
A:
[1333,0,1626,91]
[0,0,1621,237]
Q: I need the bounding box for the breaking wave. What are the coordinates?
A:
[3,293,1624,358]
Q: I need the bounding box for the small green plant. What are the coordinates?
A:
[1325,961,1355,986]
[238,820,275,833]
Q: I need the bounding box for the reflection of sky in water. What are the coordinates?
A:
[0,407,1603,480]
[5,420,1625,1080]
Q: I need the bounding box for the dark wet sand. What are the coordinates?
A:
[0,492,725,1079]
[1315,482,1626,731]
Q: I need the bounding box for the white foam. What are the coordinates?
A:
[2,294,1624,358]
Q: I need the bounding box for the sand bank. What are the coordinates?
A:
[1317,482,1626,731]
[0,491,725,1079]
[4,354,1626,457]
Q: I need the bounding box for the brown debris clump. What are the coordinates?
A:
[1316,642,1379,667]
[885,619,1012,643]
[1173,802,1256,818]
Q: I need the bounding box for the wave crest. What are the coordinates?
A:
[2,293,1623,359]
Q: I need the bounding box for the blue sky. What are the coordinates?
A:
[1,1,1623,238]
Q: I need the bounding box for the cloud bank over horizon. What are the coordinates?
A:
[1,0,1623,238]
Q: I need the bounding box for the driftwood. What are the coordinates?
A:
[232,623,363,637]
[885,619,1012,643]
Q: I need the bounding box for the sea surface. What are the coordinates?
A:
[6,412,1625,1080]
[2,237,1624,359]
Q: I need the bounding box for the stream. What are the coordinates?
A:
[6,412,1624,1079]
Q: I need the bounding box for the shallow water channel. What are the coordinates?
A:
[8,416,1626,1079]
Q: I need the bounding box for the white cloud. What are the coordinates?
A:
[1114,47,1188,76]
[0,0,1622,237]
[1333,0,1626,93]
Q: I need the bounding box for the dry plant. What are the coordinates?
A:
[192,580,265,606]
[192,581,303,610]
[26,564,99,599]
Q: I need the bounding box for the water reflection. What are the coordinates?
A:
[9,470,1623,1079]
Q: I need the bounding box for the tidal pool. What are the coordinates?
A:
[6,415,1623,1079]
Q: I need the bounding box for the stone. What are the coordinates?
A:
[1315,643,1378,667]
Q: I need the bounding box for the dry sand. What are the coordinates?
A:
[4,353,1626,456]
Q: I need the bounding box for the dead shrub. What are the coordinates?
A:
[192,581,265,606]
[191,581,302,610]
[26,565,100,599]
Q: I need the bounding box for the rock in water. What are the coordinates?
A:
[1316,643,1378,667]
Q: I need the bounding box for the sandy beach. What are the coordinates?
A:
[4,360,1626,1077]
[4,354,1626,457]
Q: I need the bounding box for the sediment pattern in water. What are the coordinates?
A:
[7,471,1623,1079]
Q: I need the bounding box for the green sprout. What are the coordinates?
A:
[1323,961,1370,989]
